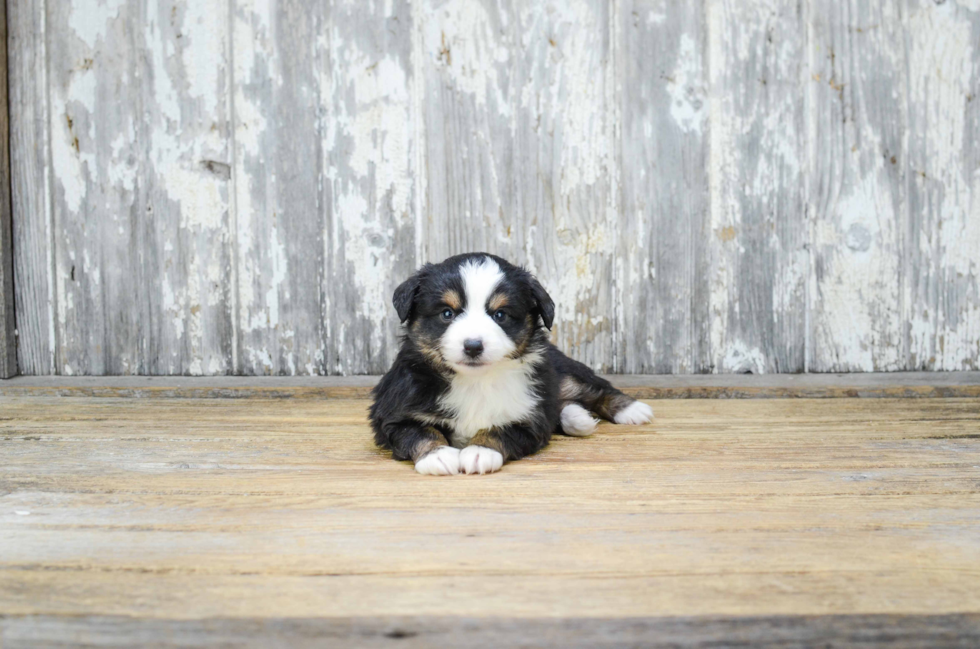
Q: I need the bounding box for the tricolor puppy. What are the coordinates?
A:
[370,253,653,475]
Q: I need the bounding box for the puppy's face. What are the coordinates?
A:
[393,254,555,374]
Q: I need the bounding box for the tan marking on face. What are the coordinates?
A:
[412,427,450,462]
[417,337,451,372]
[488,293,509,312]
[505,315,536,360]
[442,289,462,311]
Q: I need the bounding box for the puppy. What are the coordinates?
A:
[370,253,654,475]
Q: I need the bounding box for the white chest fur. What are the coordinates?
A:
[438,358,539,448]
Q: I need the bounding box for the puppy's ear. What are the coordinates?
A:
[529,276,555,330]
[393,271,423,323]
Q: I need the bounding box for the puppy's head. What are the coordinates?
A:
[393,254,554,373]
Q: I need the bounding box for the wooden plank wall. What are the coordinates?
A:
[7,0,980,376]
[0,0,15,378]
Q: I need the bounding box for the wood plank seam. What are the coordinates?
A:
[0,0,17,378]
[0,372,977,399]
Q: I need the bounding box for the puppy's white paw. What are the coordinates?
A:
[459,445,504,475]
[414,446,461,476]
[561,403,599,437]
[613,400,654,425]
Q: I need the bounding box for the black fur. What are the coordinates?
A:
[370,253,640,470]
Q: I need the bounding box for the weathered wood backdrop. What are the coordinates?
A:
[7,0,980,376]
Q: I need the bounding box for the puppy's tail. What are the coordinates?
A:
[547,345,654,425]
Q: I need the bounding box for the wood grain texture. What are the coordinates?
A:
[0,0,15,378]
[323,0,418,375]
[708,0,808,373]
[28,0,236,375]
[905,0,980,371]
[135,0,236,376]
[618,0,709,373]
[419,0,618,370]
[44,0,137,375]
[1,395,979,636]
[6,1,980,375]
[8,0,53,375]
[808,0,908,372]
[232,0,325,376]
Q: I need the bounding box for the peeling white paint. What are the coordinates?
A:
[17,0,980,376]
[904,2,979,370]
[522,0,609,196]
[264,222,288,330]
[427,0,510,112]
[818,172,902,371]
[343,57,413,216]
[551,225,608,323]
[231,1,272,344]
[910,5,975,275]
[161,278,184,340]
[107,128,137,193]
[326,12,415,362]
[69,0,126,49]
[179,2,225,115]
[51,68,98,214]
[667,34,706,134]
[143,0,231,375]
[707,3,737,371]
[722,342,767,374]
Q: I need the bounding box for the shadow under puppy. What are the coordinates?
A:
[370,253,654,475]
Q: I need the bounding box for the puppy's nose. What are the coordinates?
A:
[463,339,484,358]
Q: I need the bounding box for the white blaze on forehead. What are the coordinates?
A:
[437,256,540,442]
[440,256,515,371]
[459,257,504,312]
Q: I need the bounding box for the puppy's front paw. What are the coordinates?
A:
[613,400,654,425]
[459,445,504,475]
[414,446,461,476]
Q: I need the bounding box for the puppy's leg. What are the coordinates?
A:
[381,422,460,476]
[552,349,653,426]
[459,425,549,475]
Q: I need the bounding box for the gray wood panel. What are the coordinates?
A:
[515,0,618,372]
[135,1,236,376]
[0,0,14,378]
[8,0,980,375]
[8,0,52,375]
[323,0,418,375]
[419,0,618,371]
[905,0,980,371]
[707,0,808,373]
[618,0,709,373]
[809,0,907,372]
[44,0,142,375]
[16,0,236,375]
[232,0,325,376]
[230,0,417,376]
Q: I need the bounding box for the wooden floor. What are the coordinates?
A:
[2,391,980,646]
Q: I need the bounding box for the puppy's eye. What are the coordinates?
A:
[493,310,507,323]
[440,308,455,322]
